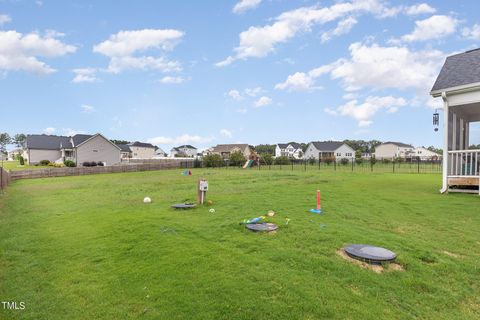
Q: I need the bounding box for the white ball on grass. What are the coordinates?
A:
[143,197,152,203]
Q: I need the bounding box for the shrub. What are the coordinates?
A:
[260,153,273,165]
[53,163,65,168]
[97,161,104,166]
[381,158,391,164]
[64,160,76,167]
[308,157,316,165]
[323,157,334,165]
[340,158,349,165]
[355,157,363,165]
[229,151,246,167]
[274,156,290,165]
[90,161,98,167]
[370,156,377,165]
[18,155,25,165]
[82,161,91,167]
[39,159,50,166]
[193,158,202,168]
[203,154,223,167]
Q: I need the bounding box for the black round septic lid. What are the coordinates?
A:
[171,203,196,209]
[344,244,396,264]
[246,223,278,232]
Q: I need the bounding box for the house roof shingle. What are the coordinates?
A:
[380,141,414,148]
[431,48,480,93]
[26,134,72,150]
[310,141,345,151]
[117,144,131,152]
[211,144,249,153]
[71,134,93,146]
[129,141,156,148]
[277,142,301,149]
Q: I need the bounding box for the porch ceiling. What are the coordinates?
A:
[451,102,480,121]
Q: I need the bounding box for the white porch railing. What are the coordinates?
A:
[448,149,480,176]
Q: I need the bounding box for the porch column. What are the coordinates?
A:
[441,92,449,193]
[465,121,469,148]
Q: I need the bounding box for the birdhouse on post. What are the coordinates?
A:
[198,179,208,204]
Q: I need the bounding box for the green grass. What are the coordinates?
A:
[0,160,48,171]
[0,169,479,319]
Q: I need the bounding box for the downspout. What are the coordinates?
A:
[440,91,449,193]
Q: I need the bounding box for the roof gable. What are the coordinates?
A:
[431,48,480,93]
[129,141,156,148]
[381,141,413,148]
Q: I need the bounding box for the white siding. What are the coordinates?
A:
[334,144,355,160]
[374,144,397,159]
[304,143,319,159]
[130,146,155,159]
[76,135,120,166]
[275,145,282,158]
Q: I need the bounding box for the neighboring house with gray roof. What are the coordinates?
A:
[374,142,414,159]
[275,143,303,159]
[304,141,355,161]
[24,133,121,166]
[209,144,254,159]
[128,141,156,159]
[430,48,480,193]
[117,144,132,159]
[170,145,197,158]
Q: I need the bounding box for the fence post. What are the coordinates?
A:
[291,161,293,171]
[304,160,306,171]
[418,158,420,173]
[393,160,395,173]
[351,158,354,172]
[371,160,373,172]
[318,158,320,170]
[334,160,336,171]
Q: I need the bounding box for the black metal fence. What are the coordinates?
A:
[180,158,442,174]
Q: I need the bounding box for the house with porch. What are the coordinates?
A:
[304,141,355,161]
[24,133,121,166]
[275,143,303,159]
[430,48,480,193]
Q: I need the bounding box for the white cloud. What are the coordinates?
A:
[244,86,263,97]
[275,72,316,92]
[328,95,407,127]
[0,14,11,25]
[81,104,95,113]
[147,134,213,145]
[220,129,232,137]
[321,16,358,43]
[72,68,98,83]
[401,15,458,42]
[93,29,184,57]
[226,89,244,100]
[93,29,184,74]
[463,24,480,40]
[280,42,444,94]
[405,3,436,16]
[254,96,272,107]
[43,127,56,134]
[0,30,76,74]
[233,0,262,14]
[216,0,398,66]
[159,76,185,84]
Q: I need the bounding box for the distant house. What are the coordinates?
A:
[374,142,414,159]
[154,147,167,157]
[24,133,121,166]
[275,143,303,159]
[7,148,22,161]
[304,141,355,161]
[170,145,198,158]
[128,141,156,159]
[117,144,132,159]
[210,144,254,159]
[414,147,442,160]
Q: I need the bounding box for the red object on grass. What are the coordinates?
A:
[316,190,321,210]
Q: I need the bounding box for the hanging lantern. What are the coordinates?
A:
[433,109,439,132]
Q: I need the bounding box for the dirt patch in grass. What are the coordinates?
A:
[443,250,462,259]
[336,249,405,273]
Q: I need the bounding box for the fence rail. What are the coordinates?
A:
[9,159,195,181]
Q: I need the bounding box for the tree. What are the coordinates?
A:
[254,144,276,155]
[274,156,290,165]
[259,153,273,165]
[355,149,362,159]
[426,146,443,154]
[110,139,130,145]
[203,154,223,167]
[229,151,246,166]
[0,133,11,154]
[13,133,26,148]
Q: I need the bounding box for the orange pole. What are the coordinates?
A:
[316,190,321,210]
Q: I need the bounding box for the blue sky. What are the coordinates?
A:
[1,0,480,151]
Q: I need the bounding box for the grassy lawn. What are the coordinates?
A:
[0,169,479,319]
[0,160,48,171]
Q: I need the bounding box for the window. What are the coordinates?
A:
[93,150,98,153]
[337,153,341,156]
[346,153,352,157]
